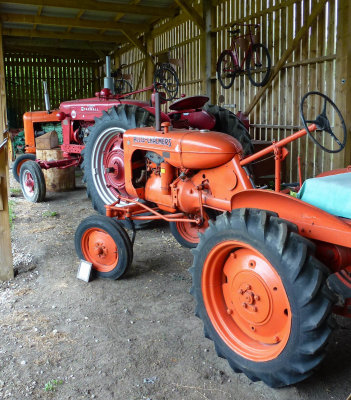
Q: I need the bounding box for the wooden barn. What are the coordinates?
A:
[0,1,351,397]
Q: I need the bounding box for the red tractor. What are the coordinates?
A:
[75,91,351,387]
[13,58,252,227]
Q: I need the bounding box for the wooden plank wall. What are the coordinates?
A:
[214,0,337,181]
[116,0,344,182]
[4,54,98,128]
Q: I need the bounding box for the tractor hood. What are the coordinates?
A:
[124,127,243,169]
[59,98,170,122]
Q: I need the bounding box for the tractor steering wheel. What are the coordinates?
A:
[299,91,346,153]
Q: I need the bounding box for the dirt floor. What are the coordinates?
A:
[1,170,351,400]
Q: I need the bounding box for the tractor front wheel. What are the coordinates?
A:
[13,153,36,182]
[75,215,133,280]
[19,160,46,203]
[190,209,334,387]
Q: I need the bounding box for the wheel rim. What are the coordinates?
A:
[202,240,291,361]
[176,220,209,244]
[81,227,118,272]
[22,170,35,197]
[91,127,131,206]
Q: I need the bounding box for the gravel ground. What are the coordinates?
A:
[1,172,351,400]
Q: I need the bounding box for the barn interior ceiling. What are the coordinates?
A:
[0,0,193,60]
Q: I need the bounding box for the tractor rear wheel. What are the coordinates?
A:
[75,215,133,280]
[190,208,334,387]
[13,153,36,182]
[170,219,209,249]
[82,105,155,228]
[203,104,253,157]
[19,160,46,203]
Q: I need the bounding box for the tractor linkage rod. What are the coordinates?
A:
[105,195,201,224]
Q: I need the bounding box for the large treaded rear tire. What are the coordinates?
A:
[203,104,253,157]
[82,105,155,228]
[190,208,334,387]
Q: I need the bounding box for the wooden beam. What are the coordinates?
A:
[174,0,205,32]
[0,13,144,33]
[201,0,216,100]
[245,0,328,115]
[120,30,153,63]
[4,45,99,60]
[335,0,351,168]
[2,28,124,43]
[0,0,176,17]
[100,0,142,35]
[0,22,14,281]
[4,37,114,51]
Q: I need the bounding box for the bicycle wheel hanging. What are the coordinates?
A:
[217,50,236,89]
[245,43,271,87]
[153,64,179,101]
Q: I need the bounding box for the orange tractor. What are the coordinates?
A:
[75,92,351,387]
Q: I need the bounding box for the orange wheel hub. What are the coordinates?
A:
[202,241,291,361]
[176,219,209,244]
[81,228,118,272]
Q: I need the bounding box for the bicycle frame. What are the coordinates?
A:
[229,23,260,72]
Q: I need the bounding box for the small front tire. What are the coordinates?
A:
[13,153,36,182]
[75,215,133,280]
[19,160,46,203]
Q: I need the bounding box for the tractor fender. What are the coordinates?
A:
[230,189,351,248]
[142,106,171,123]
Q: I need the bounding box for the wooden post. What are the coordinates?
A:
[0,23,14,281]
[335,0,351,168]
[201,0,216,101]
[145,32,154,86]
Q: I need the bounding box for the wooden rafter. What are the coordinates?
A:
[4,37,114,51]
[0,13,144,33]
[0,0,176,17]
[100,0,142,35]
[2,28,124,43]
[245,0,328,115]
[174,0,205,32]
[120,29,154,63]
[4,45,99,60]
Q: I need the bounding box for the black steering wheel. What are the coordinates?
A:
[300,91,346,153]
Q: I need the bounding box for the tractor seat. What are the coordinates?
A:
[297,172,351,219]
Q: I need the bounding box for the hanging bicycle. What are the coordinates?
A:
[217,23,271,89]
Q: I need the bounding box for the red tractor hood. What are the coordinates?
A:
[59,98,170,122]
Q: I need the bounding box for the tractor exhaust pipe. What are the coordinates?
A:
[42,81,51,114]
[104,55,115,94]
[155,92,161,131]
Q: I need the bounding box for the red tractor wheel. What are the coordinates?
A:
[82,105,154,226]
[19,160,46,203]
[13,153,36,182]
[190,208,334,387]
[75,215,133,280]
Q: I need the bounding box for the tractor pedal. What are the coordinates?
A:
[326,267,351,305]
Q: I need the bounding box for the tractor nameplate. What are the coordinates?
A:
[133,136,172,147]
